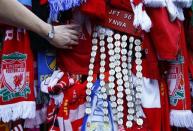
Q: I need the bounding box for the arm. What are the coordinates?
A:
[0,0,79,49]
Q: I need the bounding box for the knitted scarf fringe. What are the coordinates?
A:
[48,0,85,22]
[170,110,193,128]
[0,101,36,123]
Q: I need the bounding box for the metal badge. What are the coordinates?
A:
[129,36,134,43]
[114,34,121,40]
[117,98,123,104]
[91,52,96,57]
[85,108,92,114]
[92,32,98,38]
[121,42,127,48]
[117,92,123,98]
[86,89,92,95]
[126,121,133,128]
[103,108,109,114]
[92,39,98,44]
[109,70,116,76]
[122,35,128,41]
[92,45,98,51]
[101,87,106,93]
[136,118,143,126]
[122,56,127,61]
[117,79,123,85]
[134,39,141,46]
[126,95,132,101]
[87,76,93,82]
[115,41,121,47]
[99,74,105,80]
[116,72,123,79]
[107,37,113,43]
[127,115,134,121]
[100,67,105,73]
[100,54,106,59]
[99,40,105,46]
[117,86,124,91]
[135,52,142,58]
[107,43,114,49]
[110,95,116,101]
[117,105,124,111]
[100,47,105,52]
[88,70,93,76]
[109,89,115,95]
[100,61,106,66]
[135,45,142,52]
[115,47,121,53]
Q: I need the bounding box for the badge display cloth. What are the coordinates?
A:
[0,28,35,123]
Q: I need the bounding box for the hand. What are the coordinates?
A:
[43,24,80,49]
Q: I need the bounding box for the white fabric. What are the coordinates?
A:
[41,70,64,93]
[144,0,166,7]
[133,75,161,108]
[0,101,35,123]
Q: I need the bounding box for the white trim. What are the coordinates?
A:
[0,101,35,122]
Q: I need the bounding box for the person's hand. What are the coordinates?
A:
[43,24,80,49]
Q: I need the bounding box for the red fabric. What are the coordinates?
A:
[110,0,133,12]
[40,0,48,5]
[0,28,34,105]
[147,8,180,60]
[80,0,107,19]
[57,25,101,75]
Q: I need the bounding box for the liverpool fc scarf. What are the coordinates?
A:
[0,28,35,122]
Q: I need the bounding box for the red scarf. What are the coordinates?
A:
[0,27,35,122]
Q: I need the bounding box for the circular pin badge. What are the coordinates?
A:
[129,43,133,50]
[136,118,143,126]
[88,70,93,76]
[111,102,117,107]
[108,50,114,56]
[115,67,121,72]
[117,105,124,111]
[115,47,121,53]
[116,73,122,79]
[122,68,128,74]
[87,82,93,88]
[135,52,142,58]
[122,35,128,41]
[128,57,132,62]
[86,89,92,95]
[86,96,91,102]
[100,81,105,86]
[115,41,121,47]
[136,86,142,92]
[102,93,108,99]
[99,35,105,40]
[99,28,106,34]
[126,121,133,128]
[90,58,95,63]
[91,52,96,57]
[115,54,121,60]
[124,82,130,88]
[123,75,129,81]
[118,119,123,125]
[100,61,106,66]
[87,76,93,82]
[100,54,106,59]
[128,108,135,114]
[135,59,142,65]
[110,95,116,101]
[136,92,142,99]
[101,87,106,93]
[126,95,132,101]
[117,79,123,85]
[100,47,105,52]
[121,49,127,55]
[136,65,143,71]
[92,32,98,38]
[109,70,115,76]
[129,36,134,43]
[100,67,105,73]
[127,102,134,107]
[121,56,127,61]
[109,63,115,68]
[135,99,141,105]
[117,92,123,98]
[127,115,134,121]
[136,72,143,78]
[117,112,124,118]
[104,116,109,122]
[117,86,123,91]
[99,40,105,46]
[109,89,115,95]
[134,39,141,46]
[114,34,121,40]
[99,74,105,80]
[92,45,98,51]
[108,76,115,82]
[85,108,92,114]
[128,50,133,56]
[109,56,115,62]
[121,42,127,48]
[112,108,118,114]
[103,101,108,107]
[92,39,98,44]
[117,98,123,105]
[103,108,109,114]
[106,29,114,36]
[107,43,114,49]
[135,45,142,52]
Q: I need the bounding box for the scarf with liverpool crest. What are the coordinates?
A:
[0,0,35,123]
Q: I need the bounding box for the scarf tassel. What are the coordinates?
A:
[170,110,193,128]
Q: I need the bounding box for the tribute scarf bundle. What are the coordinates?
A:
[0,28,35,122]
[48,0,85,22]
